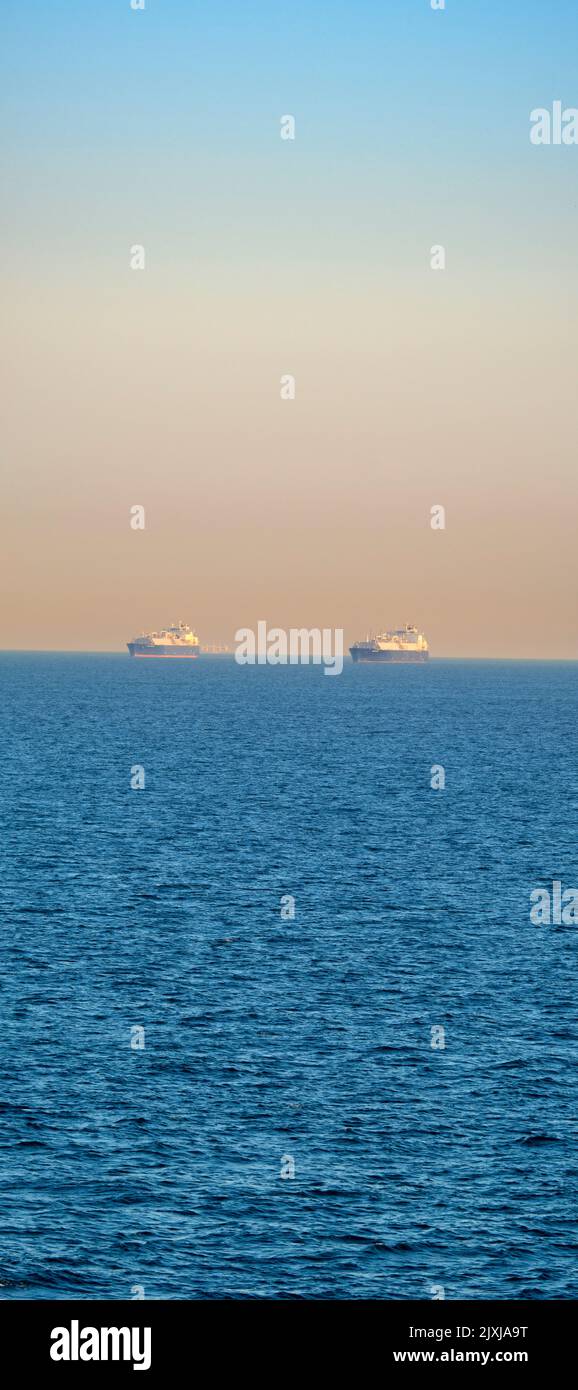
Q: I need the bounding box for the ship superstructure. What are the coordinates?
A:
[127,621,201,658]
[350,624,429,663]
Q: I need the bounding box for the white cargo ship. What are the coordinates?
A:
[350,624,429,663]
[127,621,201,658]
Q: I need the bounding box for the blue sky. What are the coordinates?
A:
[3,0,578,282]
[4,1,578,160]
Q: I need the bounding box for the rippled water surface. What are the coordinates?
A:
[0,655,577,1299]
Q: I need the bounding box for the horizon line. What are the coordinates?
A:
[0,650,577,663]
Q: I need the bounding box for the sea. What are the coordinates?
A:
[0,654,577,1300]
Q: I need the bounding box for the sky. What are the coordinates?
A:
[1,0,577,656]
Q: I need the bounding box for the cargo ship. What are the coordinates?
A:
[127,621,201,658]
[350,624,429,663]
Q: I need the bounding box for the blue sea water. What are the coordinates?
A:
[0,654,577,1301]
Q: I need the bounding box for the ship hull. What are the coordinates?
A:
[128,643,200,658]
[350,648,429,663]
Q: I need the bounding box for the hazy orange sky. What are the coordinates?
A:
[2,1,577,657]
